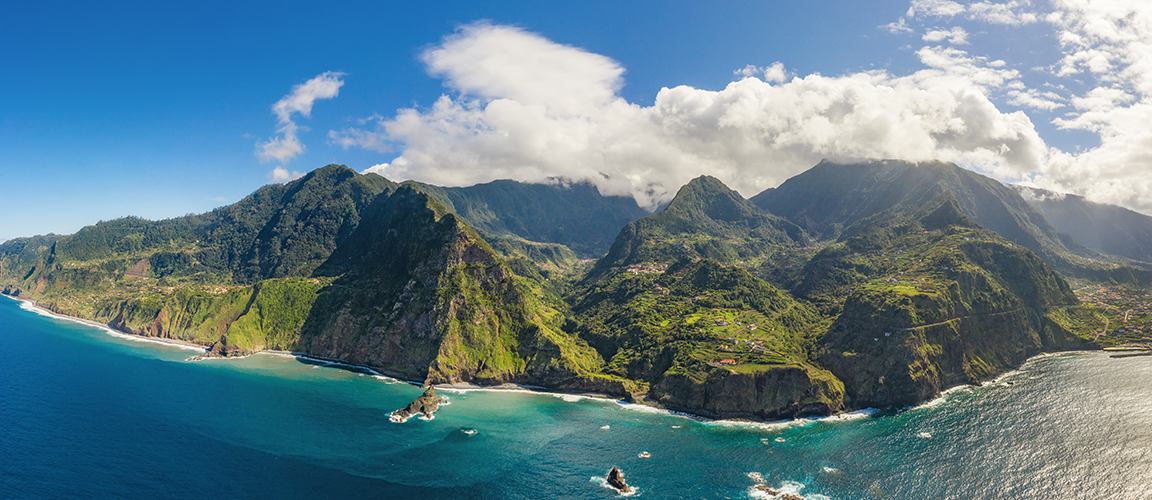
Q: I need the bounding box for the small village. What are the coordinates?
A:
[1070,280,1152,344]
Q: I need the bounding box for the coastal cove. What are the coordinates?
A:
[4,296,1152,499]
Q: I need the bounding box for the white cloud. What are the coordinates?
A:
[1021,0,1152,214]
[1006,88,1065,110]
[882,17,915,34]
[269,166,304,183]
[909,0,1039,25]
[908,0,967,18]
[968,1,1039,24]
[340,24,1046,211]
[735,62,790,84]
[256,71,345,164]
[883,0,1152,215]
[420,22,623,115]
[923,26,970,44]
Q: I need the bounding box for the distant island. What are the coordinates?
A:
[4,159,1150,420]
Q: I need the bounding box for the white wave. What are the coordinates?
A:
[747,471,765,483]
[614,400,711,422]
[600,425,611,430]
[809,408,877,423]
[14,299,209,353]
[913,384,973,410]
[747,480,830,500]
[590,475,637,497]
[707,407,877,433]
[711,418,802,432]
[917,431,933,439]
[557,393,594,403]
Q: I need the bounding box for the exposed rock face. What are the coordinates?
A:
[753,485,780,495]
[606,467,631,493]
[389,386,444,423]
[298,186,606,389]
[654,365,844,419]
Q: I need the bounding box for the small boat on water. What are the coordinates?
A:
[462,428,477,435]
[638,451,650,458]
[600,424,610,430]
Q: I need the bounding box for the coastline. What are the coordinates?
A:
[2,291,1095,426]
[1,292,209,353]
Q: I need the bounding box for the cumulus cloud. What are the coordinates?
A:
[256,71,345,164]
[269,166,304,183]
[1006,88,1065,110]
[882,17,916,34]
[735,62,790,84]
[908,0,1039,25]
[421,22,623,115]
[336,24,1047,210]
[1007,0,1152,214]
[923,26,970,44]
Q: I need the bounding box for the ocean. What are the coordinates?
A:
[2,295,1150,500]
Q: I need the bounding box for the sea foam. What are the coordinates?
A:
[16,300,207,353]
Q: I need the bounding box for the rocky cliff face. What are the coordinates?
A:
[295,186,609,388]
[0,163,1109,420]
[808,204,1091,408]
[653,364,844,419]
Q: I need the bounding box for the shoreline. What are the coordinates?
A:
[3,291,1097,426]
[1,293,209,353]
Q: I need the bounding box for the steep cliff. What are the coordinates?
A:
[802,197,1092,407]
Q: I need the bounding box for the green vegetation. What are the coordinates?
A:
[592,176,809,279]
[1,161,1128,420]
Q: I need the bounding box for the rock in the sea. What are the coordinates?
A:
[753,484,803,499]
[753,484,780,495]
[607,466,631,493]
[389,386,444,423]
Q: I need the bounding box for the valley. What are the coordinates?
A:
[2,159,1148,420]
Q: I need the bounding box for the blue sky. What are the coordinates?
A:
[3,0,1150,242]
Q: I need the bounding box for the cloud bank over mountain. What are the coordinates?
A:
[333,5,1151,215]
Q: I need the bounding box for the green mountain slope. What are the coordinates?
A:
[0,161,1112,419]
[750,159,1082,258]
[286,185,614,389]
[1014,185,1152,265]
[593,175,808,275]
[570,259,843,418]
[408,178,648,260]
[794,194,1093,407]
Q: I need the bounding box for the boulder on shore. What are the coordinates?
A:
[607,466,631,493]
[390,386,444,423]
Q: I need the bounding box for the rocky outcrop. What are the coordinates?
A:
[296,186,604,388]
[606,467,631,493]
[389,387,444,423]
[653,364,844,419]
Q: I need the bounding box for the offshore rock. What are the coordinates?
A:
[606,466,631,493]
[390,386,443,423]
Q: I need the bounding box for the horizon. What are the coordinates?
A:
[3,0,1150,242]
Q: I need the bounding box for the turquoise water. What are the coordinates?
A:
[3,295,1151,500]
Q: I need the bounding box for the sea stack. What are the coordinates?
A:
[607,467,631,493]
[389,386,444,423]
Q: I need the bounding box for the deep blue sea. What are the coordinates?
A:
[3,295,1151,500]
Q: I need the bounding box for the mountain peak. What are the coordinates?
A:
[664,175,761,223]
